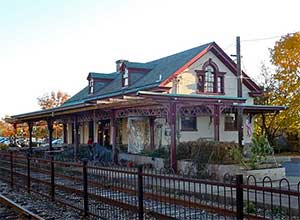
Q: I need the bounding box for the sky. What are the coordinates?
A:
[0,0,299,118]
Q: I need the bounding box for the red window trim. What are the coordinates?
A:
[195,58,226,94]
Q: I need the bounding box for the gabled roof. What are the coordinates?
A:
[24,41,264,116]
[63,42,213,106]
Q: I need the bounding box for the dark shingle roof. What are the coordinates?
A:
[62,42,212,107]
[88,72,118,80]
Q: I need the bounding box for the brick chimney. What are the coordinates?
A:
[116,60,128,72]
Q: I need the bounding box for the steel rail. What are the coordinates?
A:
[0,193,45,220]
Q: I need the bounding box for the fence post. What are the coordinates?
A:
[27,154,31,193]
[10,152,14,188]
[83,160,89,217]
[236,174,244,220]
[50,155,55,201]
[137,165,144,220]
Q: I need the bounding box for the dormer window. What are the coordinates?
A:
[89,78,94,94]
[118,62,129,87]
[195,59,225,94]
[122,68,129,87]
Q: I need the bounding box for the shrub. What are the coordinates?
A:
[248,135,274,169]
[229,135,275,169]
[0,143,9,150]
[141,147,169,159]
[177,140,238,164]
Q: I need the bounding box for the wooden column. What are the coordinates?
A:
[169,102,177,173]
[13,123,17,146]
[237,107,244,147]
[111,110,117,163]
[47,120,53,152]
[213,105,220,141]
[74,116,79,161]
[28,121,33,154]
[63,123,67,144]
[149,117,155,150]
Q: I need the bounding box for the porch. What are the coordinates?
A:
[11,91,284,172]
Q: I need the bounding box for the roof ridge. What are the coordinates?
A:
[146,42,213,65]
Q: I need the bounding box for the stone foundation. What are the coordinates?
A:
[119,153,286,181]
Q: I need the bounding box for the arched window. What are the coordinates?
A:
[195,59,225,94]
[204,65,215,92]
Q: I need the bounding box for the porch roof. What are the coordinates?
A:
[137,91,247,103]
[242,104,287,113]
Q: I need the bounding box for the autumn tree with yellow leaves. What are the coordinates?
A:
[35,91,70,139]
[255,32,300,149]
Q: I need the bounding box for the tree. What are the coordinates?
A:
[0,120,15,137]
[270,32,300,132]
[37,91,70,110]
[254,63,282,143]
[36,91,70,139]
[255,32,300,149]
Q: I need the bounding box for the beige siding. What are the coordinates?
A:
[173,51,253,104]
[122,118,128,145]
[67,122,72,144]
[179,116,213,142]
[93,120,98,143]
[220,114,253,144]
[83,122,89,144]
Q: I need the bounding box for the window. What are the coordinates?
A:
[224,113,237,131]
[181,116,197,131]
[89,79,94,94]
[204,65,214,92]
[122,68,129,87]
[195,59,225,94]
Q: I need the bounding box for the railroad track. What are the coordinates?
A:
[0,193,44,220]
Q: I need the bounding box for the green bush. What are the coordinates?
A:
[177,139,238,164]
[141,147,169,159]
[229,135,274,169]
[249,135,274,169]
[0,143,9,150]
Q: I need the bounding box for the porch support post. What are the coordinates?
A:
[93,110,97,143]
[213,105,220,141]
[13,123,17,146]
[149,117,155,150]
[74,115,79,161]
[63,123,67,144]
[111,110,118,163]
[28,121,33,155]
[237,107,244,148]
[169,102,177,173]
[47,119,53,152]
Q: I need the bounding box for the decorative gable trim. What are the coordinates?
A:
[159,42,262,96]
[208,43,262,95]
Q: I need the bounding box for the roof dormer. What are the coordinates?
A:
[87,72,117,95]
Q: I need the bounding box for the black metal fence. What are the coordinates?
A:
[0,152,299,220]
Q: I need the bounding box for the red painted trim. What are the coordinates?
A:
[195,59,225,94]
[149,117,155,150]
[209,43,262,93]
[160,46,210,86]
[249,91,263,97]
[159,42,261,95]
